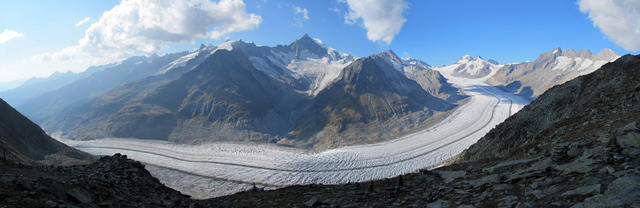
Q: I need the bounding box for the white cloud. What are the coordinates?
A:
[35,0,262,69]
[340,0,408,44]
[579,0,640,51]
[75,17,91,27]
[295,7,309,20]
[0,29,24,44]
[293,6,309,27]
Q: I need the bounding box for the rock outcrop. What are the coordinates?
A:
[0,154,190,207]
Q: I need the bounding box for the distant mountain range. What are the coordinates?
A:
[17,53,189,124]
[433,48,619,101]
[0,79,26,92]
[437,55,501,78]
[0,65,107,107]
[35,35,462,150]
[487,48,619,99]
[0,34,621,150]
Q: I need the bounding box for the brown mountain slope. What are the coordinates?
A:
[287,51,456,148]
[0,98,94,166]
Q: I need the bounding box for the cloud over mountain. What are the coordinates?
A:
[35,0,262,66]
[341,0,408,44]
[579,0,640,51]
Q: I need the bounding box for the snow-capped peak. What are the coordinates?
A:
[552,48,562,54]
[374,50,407,72]
[549,48,620,74]
[403,58,431,68]
[373,50,433,77]
[457,55,474,63]
[157,44,217,75]
[214,40,236,53]
[239,34,355,96]
[456,55,491,64]
[438,55,502,79]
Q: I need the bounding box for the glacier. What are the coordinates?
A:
[57,64,529,198]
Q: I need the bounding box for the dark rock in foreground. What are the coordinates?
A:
[0,154,190,207]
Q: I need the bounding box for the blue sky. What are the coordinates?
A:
[0,0,638,82]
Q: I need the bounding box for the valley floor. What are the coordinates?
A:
[57,71,529,198]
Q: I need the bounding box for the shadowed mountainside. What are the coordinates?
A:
[0,98,94,166]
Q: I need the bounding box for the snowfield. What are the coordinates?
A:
[57,67,529,198]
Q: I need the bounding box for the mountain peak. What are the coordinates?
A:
[381,49,399,58]
[373,49,403,66]
[292,33,323,46]
[457,55,477,63]
[289,34,328,57]
[301,33,312,40]
[597,48,619,57]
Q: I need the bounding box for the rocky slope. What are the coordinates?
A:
[46,35,461,150]
[488,48,619,100]
[0,98,93,166]
[0,154,191,207]
[201,54,640,207]
[0,94,187,207]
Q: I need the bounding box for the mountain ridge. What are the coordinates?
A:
[43,35,462,150]
[488,47,620,99]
